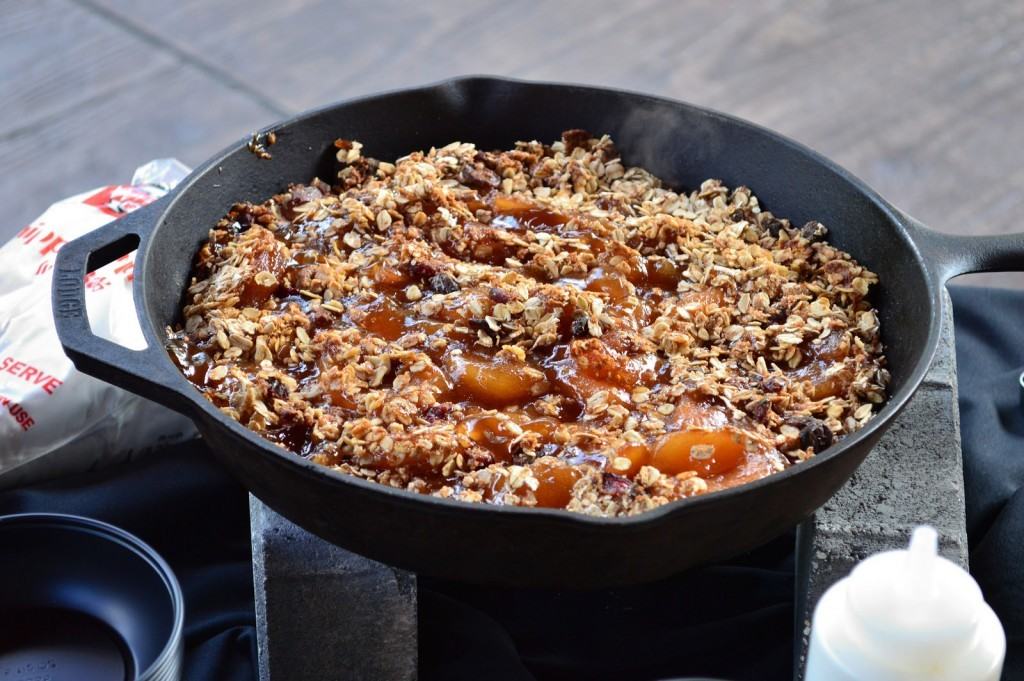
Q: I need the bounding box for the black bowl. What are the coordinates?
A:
[0,514,183,681]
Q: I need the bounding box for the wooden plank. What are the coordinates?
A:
[0,61,279,241]
[0,0,174,132]
[83,0,734,111]
[14,0,1024,286]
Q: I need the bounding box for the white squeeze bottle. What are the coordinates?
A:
[805,526,1005,681]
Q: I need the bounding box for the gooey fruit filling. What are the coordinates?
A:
[169,130,887,517]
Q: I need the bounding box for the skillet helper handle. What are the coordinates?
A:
[910,220,1024,281]
[52,198,194,414]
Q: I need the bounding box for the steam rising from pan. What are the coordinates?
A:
[610,104,728,190]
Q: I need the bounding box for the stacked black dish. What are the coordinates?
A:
[0,514,183,681]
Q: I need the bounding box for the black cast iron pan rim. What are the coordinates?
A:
[0,512,185,680]
[68,75,949,527]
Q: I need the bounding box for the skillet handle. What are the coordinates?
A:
[51,198,195,415]
[908,218,1024,281]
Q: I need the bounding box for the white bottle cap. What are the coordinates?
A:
[805,526,1005,681]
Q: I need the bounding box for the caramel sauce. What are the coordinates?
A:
[492,195,570,230]
[238,245,285,306]
[540,344,630,409]
[460,415,559,464]
[789,330,853,400]
[355,298,407,341]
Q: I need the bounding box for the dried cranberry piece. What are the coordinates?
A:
[429,273,460,294]
[407,260,438,280]
[762,217,786,238]
[423,404,453,422]
[458,164,500,190]
[729,208,756,223]
[747,398,773,423]
[488,287,511,303]
[601,472,632,496]
[786,416,834,452]
[570,311,591,338]
[799,221,827,242]
[268,378,289,400]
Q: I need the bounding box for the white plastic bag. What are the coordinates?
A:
[0,159,198,487]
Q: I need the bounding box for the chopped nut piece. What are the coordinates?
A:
[611,456,633,473]
[689,444,715,461]
[254,271,277,288]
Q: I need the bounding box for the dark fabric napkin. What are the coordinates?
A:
[949,286,1024,674]
[0,285,1020,680]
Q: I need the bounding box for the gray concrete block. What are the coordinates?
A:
[251,497,418,681]
[795,290,967,678]
[923,290,958,389]
[817,384,966,539]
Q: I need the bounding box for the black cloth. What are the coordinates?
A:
[420,537,794,681]
[0,285,1020,681]
[950,286,1024,674]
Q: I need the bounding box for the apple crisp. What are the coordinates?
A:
[167,130,888,517]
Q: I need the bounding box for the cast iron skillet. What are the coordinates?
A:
[52,77,1024,587]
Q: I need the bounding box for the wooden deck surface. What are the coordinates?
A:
[3,0,1022,287]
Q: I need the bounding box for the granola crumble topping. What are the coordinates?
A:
[168,130,888,517]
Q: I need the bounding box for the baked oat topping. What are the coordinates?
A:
[168,130,889,517]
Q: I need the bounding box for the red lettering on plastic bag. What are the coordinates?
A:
[0,356,64,395]
[38,231,66,256]
[113,253,135,282]
[0,394,35,431]
[17,225,42,244]
[83,185,156,217]
[0,159,197,480]
[84,271,110,292]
